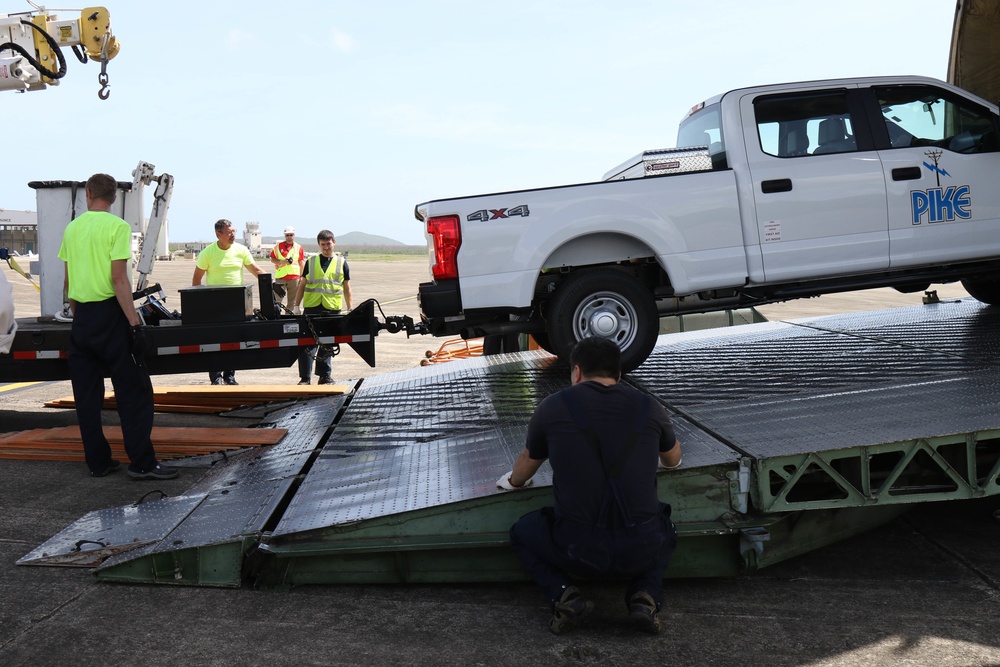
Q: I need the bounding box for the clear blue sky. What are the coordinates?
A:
[0,1,956,245]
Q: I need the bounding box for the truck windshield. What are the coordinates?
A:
[678,103,724,156]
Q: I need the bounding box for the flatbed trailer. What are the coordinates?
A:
[0,299,382,382]
[17,297,1000,586]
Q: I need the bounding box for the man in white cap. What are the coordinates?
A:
[269,226,304,312]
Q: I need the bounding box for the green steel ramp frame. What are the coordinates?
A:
[17,298,1000,587]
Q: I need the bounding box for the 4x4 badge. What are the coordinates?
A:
[467,205,530,222]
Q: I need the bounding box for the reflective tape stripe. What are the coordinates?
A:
[154,334,370,356]
[12,350,67,360]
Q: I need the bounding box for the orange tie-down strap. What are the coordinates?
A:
[0,426,287,462]
[44,384,351,414]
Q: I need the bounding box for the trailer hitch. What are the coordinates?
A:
[380,314,429,337]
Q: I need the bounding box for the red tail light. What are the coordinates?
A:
[427,215,461,281]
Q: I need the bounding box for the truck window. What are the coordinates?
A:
[754,91,856,157]
[678,103,726,168]
[874,85,999,154]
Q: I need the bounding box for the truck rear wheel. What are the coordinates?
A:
[962,276,1000,305]
[529,331,556,355]
[547,268,658,372]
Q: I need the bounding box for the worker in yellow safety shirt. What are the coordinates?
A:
[269,226,304,311]
[192,218,265,385]
[58,173,178,480]
[293,229,351,385]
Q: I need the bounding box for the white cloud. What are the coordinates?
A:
[330,27,358,53]
[225,28,255,50]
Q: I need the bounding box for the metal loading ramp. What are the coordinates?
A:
[18,299,1000,587]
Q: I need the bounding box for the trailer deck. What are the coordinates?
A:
[17,298,1000,586]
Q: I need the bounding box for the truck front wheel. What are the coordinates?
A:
[962,276,1000,305]
[547,268,658,372]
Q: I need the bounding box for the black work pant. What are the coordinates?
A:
[208,370,235,384]
[509,506,677,610]
[297,306,339,381]
[69,298,157,474]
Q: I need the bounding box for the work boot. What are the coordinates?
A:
[317,376,332,385]
[627,591,660,634]
[91,459,121,478]
[549,586,594,635]
[211,377,224,386]
[297,379,310,385]
[224,378,239,386]
[127,463,180,480]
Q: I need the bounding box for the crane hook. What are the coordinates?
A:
[97,59,110,100]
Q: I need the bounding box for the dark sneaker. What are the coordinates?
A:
[317,377,332,385]
[211,377,224,385]
[224,378,239,386]
[91,459,121,478]
[297,379,310,385]
[127,463,179,480]
[627,591,660,634]
[549,586,594,635]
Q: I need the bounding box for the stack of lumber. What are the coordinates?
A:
[0,425,287,462]
[44,384,350,414]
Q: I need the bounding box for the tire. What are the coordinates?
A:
[546,268,658,373]
[529,331,556,355]
[962,276,1000,305]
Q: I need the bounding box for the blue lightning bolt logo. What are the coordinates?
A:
[923,161,951,178]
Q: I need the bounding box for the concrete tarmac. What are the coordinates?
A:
[2,261,999,666]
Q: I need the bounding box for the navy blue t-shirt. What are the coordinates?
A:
[525,381,676,526]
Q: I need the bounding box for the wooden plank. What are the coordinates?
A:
[45,384,350,412]
[0,426,288,462]
[2,426,286,445]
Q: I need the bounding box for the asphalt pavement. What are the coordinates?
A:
[1,377,999,667]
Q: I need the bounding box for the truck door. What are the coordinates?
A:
[867,84,1000,268]
[741,89,889,282]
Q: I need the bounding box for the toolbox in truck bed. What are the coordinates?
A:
[602,145,713,181]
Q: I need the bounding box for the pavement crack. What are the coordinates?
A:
[903,515,1000,592]
[0,586,91,652]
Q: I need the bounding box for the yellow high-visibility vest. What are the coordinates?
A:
[274,242,302,280]
[302,254,345,311]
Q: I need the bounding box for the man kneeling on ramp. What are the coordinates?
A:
[498,336,682,634]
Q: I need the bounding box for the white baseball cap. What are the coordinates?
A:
[283,227,295,234]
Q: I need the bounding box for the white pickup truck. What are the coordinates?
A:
[415,75,1000,371]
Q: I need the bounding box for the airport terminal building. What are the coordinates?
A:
[0,209,37,255]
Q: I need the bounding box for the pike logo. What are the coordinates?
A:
[911,186,971,225]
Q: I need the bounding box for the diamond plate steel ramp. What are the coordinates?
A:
[93,396,346,586]
[630,299,1000,457]
[269,352,741,538]
[631,298,1000,513]
[252,352,749,586]
[39,300,998,587]
[17,396,346,586]
[17,493,207,567]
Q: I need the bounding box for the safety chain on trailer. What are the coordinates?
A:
[300,312,341,363]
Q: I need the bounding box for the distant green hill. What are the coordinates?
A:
[262,231,408,246]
